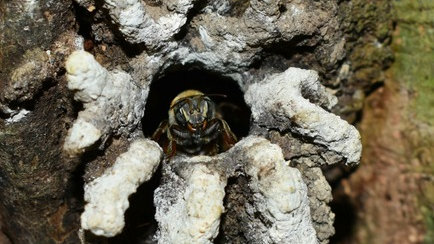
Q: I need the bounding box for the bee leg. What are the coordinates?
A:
[166,124,194,158]
[219,119,238,152]
[170,124,192,144]
[152,120,169,142]
[209,118,237,153]
[203,119,220,136]
[170,125,191,138]
[152,120,180,159]
[164,138,177,159]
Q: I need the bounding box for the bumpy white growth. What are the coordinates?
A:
[154,137,318,244]
[104,0,345,87]
[239,137,318,244]
[104,0,194,48]
[65,50,106,103]
[245,67,362,165]
[81,139,162,237]
[64,119,102,153]
[64,50,148,155]
[5,108,30,124]
[155,160,226,244]
[63,1,360,242]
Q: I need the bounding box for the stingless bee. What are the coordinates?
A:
[152,89,238,157]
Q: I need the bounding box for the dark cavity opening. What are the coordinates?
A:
[83,165,162,244]
[329,184,358,244]
[323,164,359,244]
[142,69,251,140]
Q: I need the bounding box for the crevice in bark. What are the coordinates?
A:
[215,175,251,244]
[109,165,162,244]
[329,189,357,244]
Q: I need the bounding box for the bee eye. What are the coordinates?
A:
[189,110,194,114]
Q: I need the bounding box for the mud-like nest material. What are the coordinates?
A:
[60,1,362,244]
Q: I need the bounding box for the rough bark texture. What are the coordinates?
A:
[65,48,360,244]
[333,1,434,244]
[1,1,420,244]
[0,1,82,244]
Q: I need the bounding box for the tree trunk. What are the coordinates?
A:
[1,1,418,244]
[334,1,434,243]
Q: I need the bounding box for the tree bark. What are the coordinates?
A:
[335,1,434,243]
[0,1,411,244]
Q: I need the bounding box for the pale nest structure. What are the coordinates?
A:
[65,1,362,243]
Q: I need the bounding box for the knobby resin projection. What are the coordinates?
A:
[64,1,362,243]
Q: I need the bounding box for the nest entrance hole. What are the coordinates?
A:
[109,69,252,243]
[142,69,251,139]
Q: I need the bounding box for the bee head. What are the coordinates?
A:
[169,90,216,131]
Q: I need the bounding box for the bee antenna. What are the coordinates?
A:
[205,93,227,98]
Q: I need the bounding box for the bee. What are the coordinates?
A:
[152,89,238,157]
